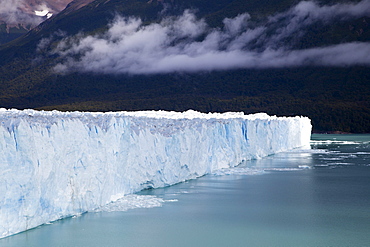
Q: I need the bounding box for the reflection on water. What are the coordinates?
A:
[1,134,370,247]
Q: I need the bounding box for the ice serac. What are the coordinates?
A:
[0,109,311,238]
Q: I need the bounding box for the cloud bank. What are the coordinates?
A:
[0,0,70,28]
[0,0,44,27]
[52,0,370,74]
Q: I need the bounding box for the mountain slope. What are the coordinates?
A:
[0,0,369,133]
[0,0,76,44]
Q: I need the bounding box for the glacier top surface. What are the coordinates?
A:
[0,108,303,120]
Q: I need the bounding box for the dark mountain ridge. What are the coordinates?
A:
[0,0,369,133]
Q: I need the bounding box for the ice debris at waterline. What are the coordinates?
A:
[0,109,311,238]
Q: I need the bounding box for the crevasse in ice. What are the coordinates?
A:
[0,109,311,238]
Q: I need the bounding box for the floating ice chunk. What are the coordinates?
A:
[298,165,311,169]
[93,195,167,212]
[212,167,264,176]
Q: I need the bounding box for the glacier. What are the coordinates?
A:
[0,109,311,238]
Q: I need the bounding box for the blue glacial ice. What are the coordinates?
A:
[0,109,311,238]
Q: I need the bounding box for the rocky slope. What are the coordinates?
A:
[0,0,95,44]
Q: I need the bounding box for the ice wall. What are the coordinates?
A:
[0,109,311,238]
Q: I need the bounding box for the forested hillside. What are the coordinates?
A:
[0,0,369,132]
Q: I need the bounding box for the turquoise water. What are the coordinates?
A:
[1,134,370,246]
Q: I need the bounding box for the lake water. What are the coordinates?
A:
[1,134,370,246]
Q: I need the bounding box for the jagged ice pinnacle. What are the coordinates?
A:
[0,109,311,238]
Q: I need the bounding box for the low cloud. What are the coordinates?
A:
[0,0,49,27]
[266,0,370,48]
[52,0,370,75]
[0,0,43,27]
[0,0,65,27]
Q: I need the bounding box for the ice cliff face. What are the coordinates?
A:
[0,109,311,238]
